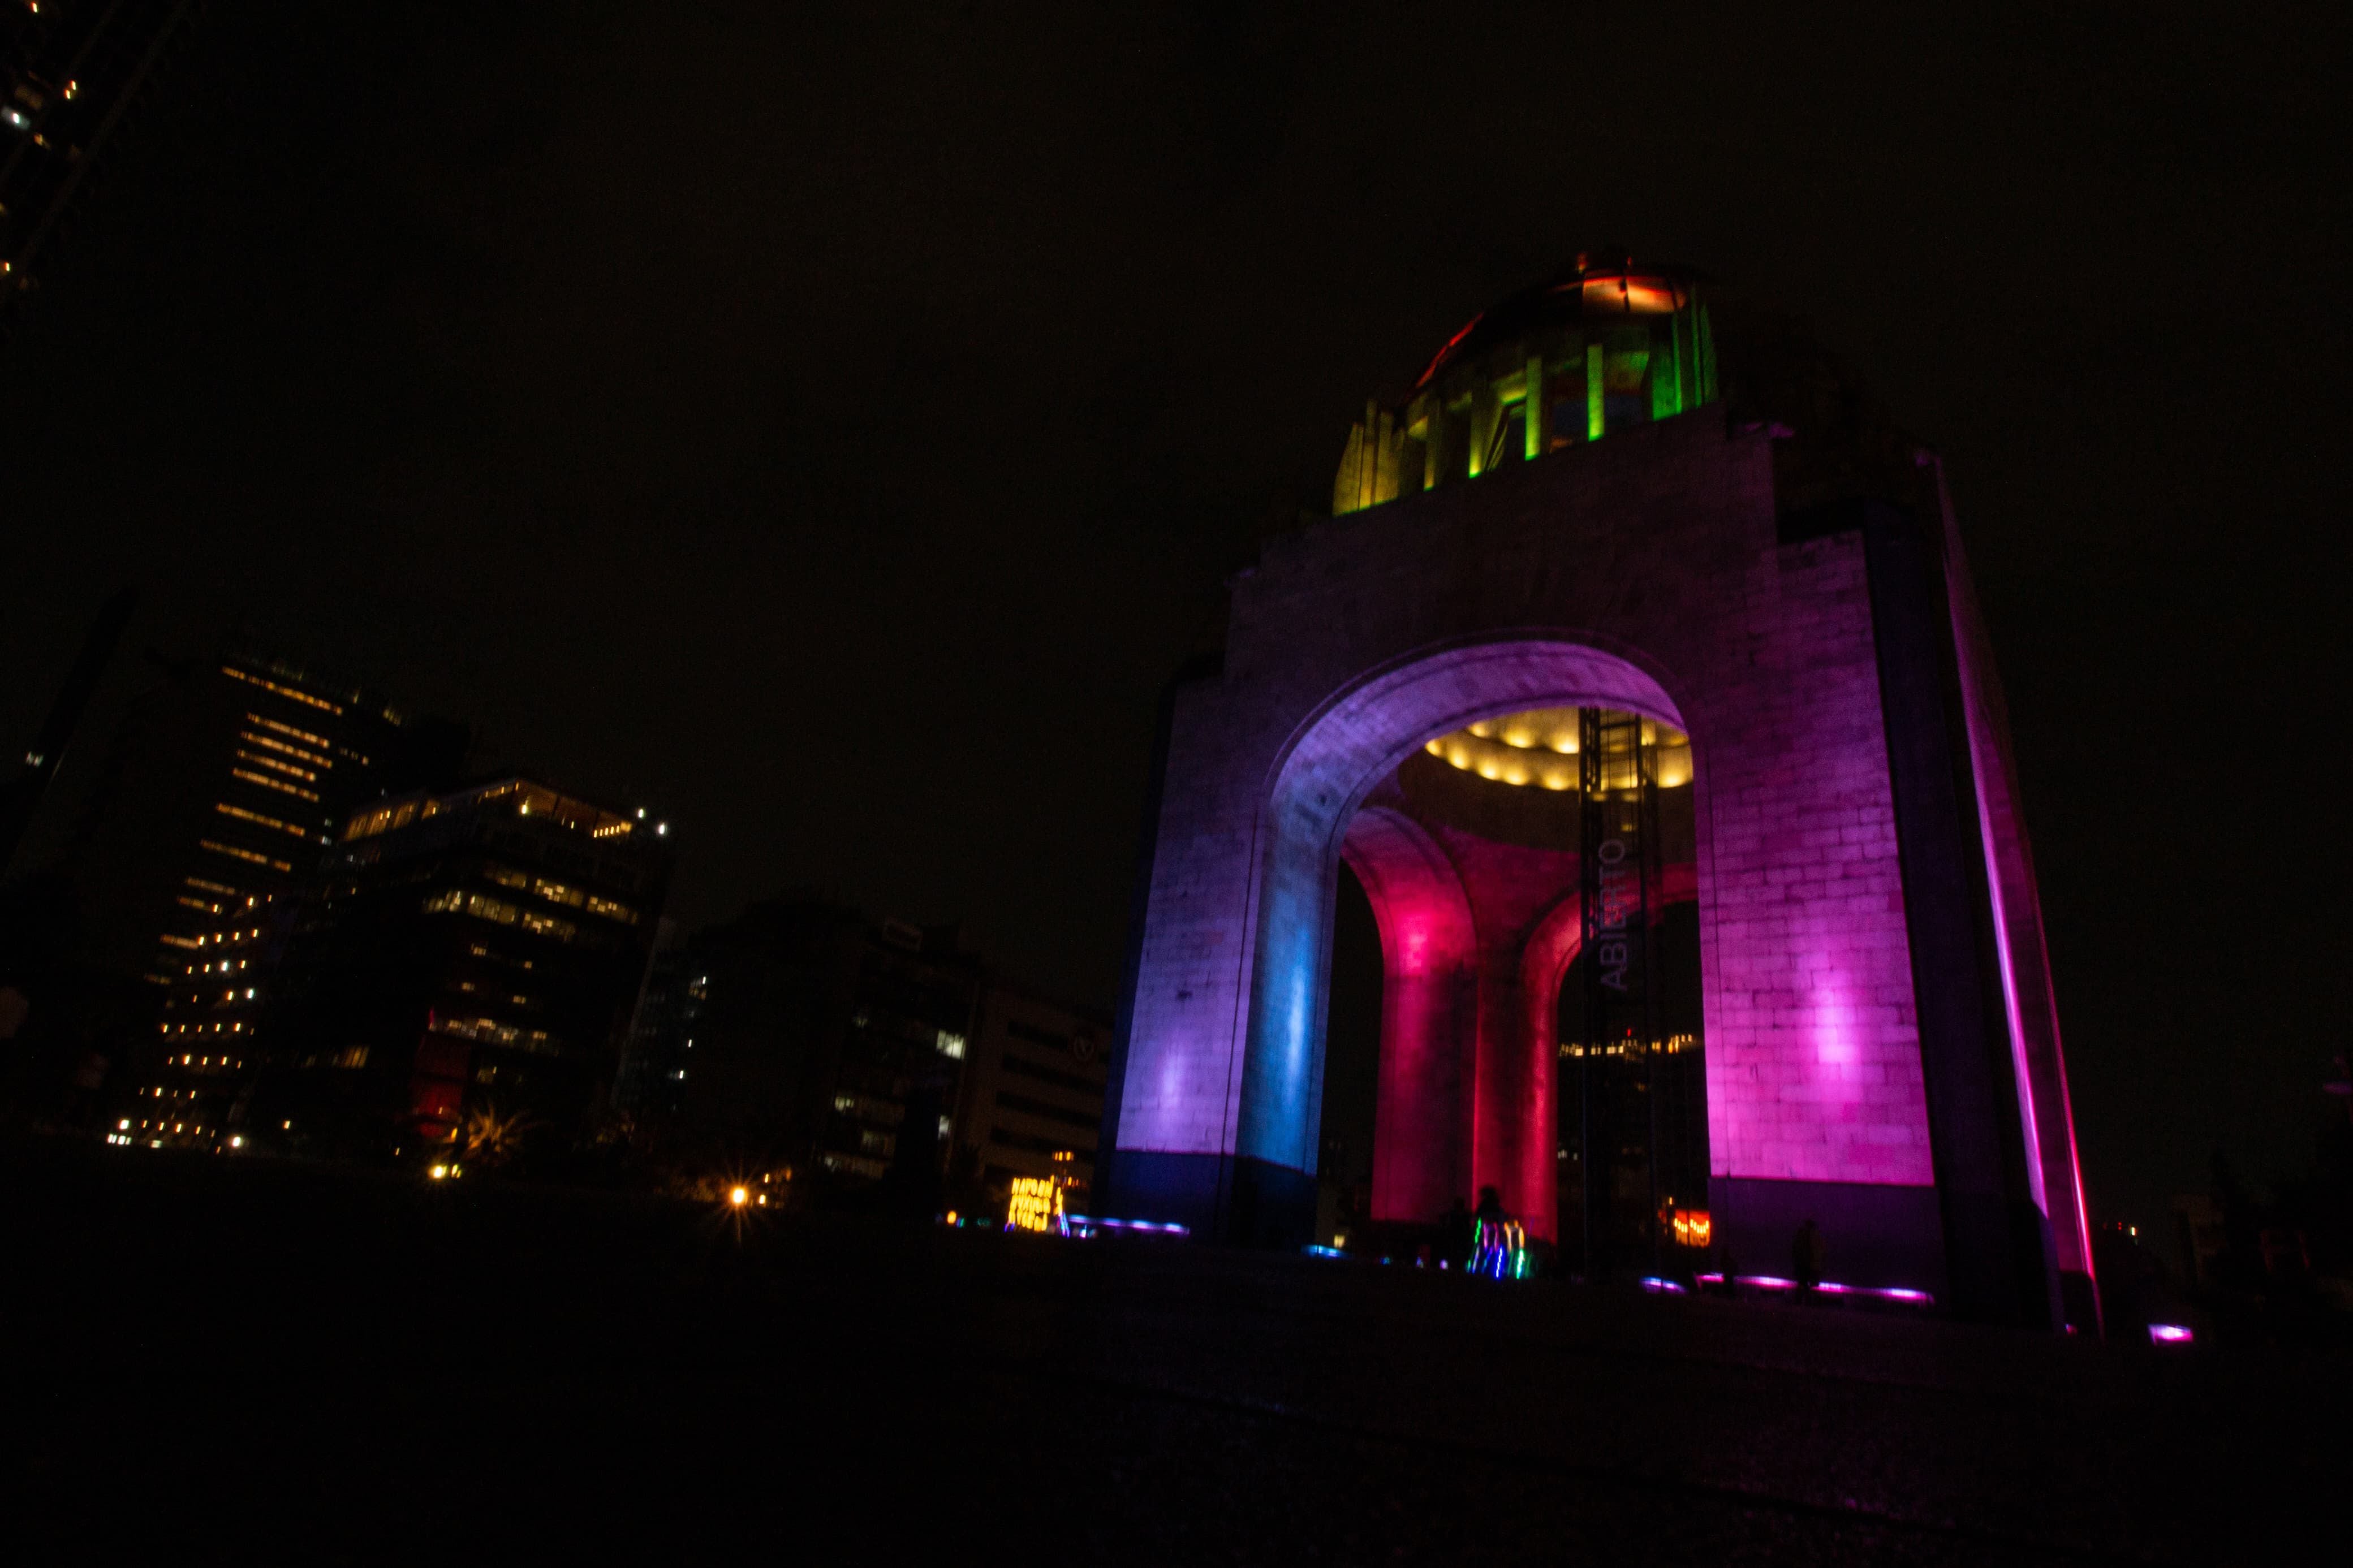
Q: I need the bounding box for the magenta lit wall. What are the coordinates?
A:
[1100,413,2089,1321]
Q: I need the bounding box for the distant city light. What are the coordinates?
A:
[429,1164,448,1180]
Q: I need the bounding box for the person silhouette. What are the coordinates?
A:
[1793,1217,1827,1294]
[1440,1196,1472,1271]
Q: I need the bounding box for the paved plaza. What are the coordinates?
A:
[6,1141,2333,1563]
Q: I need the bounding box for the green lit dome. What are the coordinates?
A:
[1334,252,1718,516]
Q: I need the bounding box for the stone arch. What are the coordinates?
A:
[1233,634,1694,1234]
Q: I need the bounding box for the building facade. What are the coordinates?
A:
[2,0,197,334]
[951,978,1109,1216]
[665,901,981,1201]
[72,653,459,1148]
[1100,255,2094,1329]
[611,917,695,1122]
[250,777,670,1162]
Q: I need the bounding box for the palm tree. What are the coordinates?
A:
[461,1102,541,1170]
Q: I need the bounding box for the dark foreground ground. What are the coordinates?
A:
[3,1140,2339,1565]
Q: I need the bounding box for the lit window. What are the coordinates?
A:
[519,910,576,942]
[235,746,318,782]
[221,666,342,715]
[238,730,331,768]
[214,801,307,839]
[199,840,291,872]
[231,767,321,803]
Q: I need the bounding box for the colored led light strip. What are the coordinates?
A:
[1691,1272,1934,1305]
[1062,1215,1191,1237]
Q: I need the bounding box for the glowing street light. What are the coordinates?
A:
[728,1185,749,1208]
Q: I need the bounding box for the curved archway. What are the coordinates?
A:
[1235,635,1694,1242]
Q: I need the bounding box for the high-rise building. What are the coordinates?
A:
[2,0,197,333]
[248,777,672,1163]
[663,900,981,1200]
[70,651,461,1148]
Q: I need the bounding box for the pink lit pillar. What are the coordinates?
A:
[1341,808,1476,1226]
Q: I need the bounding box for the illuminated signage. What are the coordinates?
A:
[1006,1176,1060,1233]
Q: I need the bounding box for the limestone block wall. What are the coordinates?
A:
[1111,412,1941,1207]
[1696,529,1935,1189]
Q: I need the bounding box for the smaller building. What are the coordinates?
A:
[951,979,1109,1219]
[647,899,1110,1220]
[249,777,672,1163]
[612,918,696,1122]
[663,901,981,1201]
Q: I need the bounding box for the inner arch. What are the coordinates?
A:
[1236,636,1695,1243]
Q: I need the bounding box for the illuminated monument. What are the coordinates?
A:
[1098,254,2094,1328]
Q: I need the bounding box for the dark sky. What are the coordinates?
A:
[3,2,2346,1233]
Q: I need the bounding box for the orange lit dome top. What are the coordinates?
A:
[1335,252,1718,516]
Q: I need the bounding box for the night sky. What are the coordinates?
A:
[3,3,2346,1235]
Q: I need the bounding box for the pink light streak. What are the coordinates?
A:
[1692,1272,1934,1306]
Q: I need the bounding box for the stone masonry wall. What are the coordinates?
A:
[1114,413,1938,1196]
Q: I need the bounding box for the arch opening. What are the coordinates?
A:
[1243,637,1709,1269]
